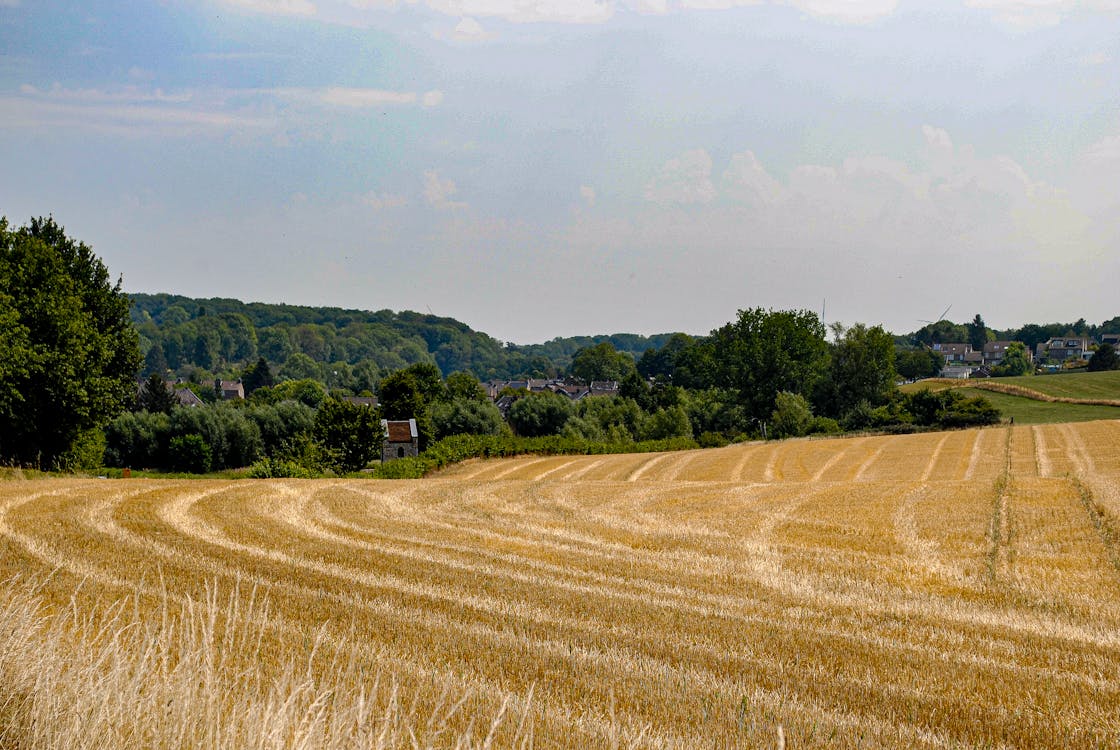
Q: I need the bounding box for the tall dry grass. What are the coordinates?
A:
[0,575,531,750]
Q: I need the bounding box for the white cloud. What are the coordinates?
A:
[426,0,614,24]
[1084,134,1120,161]
[362,191,409,209]
[0,84,270,136]
[220,0,316,16]
[624,0,671,13]
[644,149,717,206]
[18,83,192,104]
[784,0,897,23]
[1079,51,1111,66]
[452,16,491,39]
[320,87,418,106]
[580,184,597,205]
[921,124,953,152]
[721,150,784,205]
[208,0,1120,28]
[424,169,467,208]
[965,0,1120,30]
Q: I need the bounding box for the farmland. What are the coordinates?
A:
[3,422,1120,748]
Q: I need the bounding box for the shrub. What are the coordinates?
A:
[168,434,211,473]
[246,457,318,479]
[770,392,813,439]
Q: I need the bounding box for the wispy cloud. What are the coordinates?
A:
[0,82,442,137]
[362,191,409,209]
[644,149,717,206]
[320,86,417,106]
[424,169,467,209]
[220,0,317,16]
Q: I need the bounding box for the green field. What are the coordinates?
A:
[987,369,1120,400]
[955,388,1120,424]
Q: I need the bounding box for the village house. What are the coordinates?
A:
[381,419,419,462]
[982,341,1033,367]
[216,379,245,400]
[1035,337,1092,363]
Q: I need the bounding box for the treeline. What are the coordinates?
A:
[908,314,1120,351]
[0,214,1028,475]
[130,293,675,387]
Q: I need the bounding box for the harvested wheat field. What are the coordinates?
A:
[3,422,1120,749]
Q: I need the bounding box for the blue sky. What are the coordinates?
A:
[2,0,1118,343]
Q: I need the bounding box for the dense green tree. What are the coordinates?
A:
[404,362,448,403]
[639,406,692,441]
[572,396,644,442]
[912,320,969,347]
[968,314,991,351]
[902,388,1000,428]
[895,348,943,381]
[431,398,505,439]
[992,342,1033,376]
[637,333,694,379]
[1088,343,1120,372]
[168,434,211,473]
[379,371,425,420]
[508,391,574,437]
[252,378,327,408]
[138,373,178,414]
[570,342,636,383]
[619,369,652,410]
[314,397,381,473]
[445,371,488,403]
[241,357,275,394]
[378,370,434,450]
[143,342,169,376]
[709,308,829,421]
[248,400,315,455]
[815,323,897,419]
[770,391,814,439]
[169,404,262,470]
[279,352,320,381]
[103,410,170,468]
[0,217,142,468]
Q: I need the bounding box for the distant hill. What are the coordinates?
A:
[129,293,678,386]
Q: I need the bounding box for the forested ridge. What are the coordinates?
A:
[130,292,678,385]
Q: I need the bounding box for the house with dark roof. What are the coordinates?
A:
[381,419,419,462]
[175,387,204,407]
[982,341,1032,366]
[1035,337,1091,363]
[216,379,245,400]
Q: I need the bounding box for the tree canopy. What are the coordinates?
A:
[709,308,829,421]
[0,217,141,468]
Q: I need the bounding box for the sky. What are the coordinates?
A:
[1,0,1118,344]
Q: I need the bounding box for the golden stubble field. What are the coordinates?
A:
[2,421,1120,748]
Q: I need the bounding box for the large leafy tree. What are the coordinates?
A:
[709,308,829,421]
[968,314,991,351]
[570,342,636,383]
[815,323,898,419]
[378,369,434,450]
[992,341,1033,376]
[508,391,574,437]
[138,373,178,414]
[0,217,141,468]
[314,397,381,473]
[1088,343,1120,372]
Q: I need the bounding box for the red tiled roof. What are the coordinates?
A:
[386,421,414,442]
